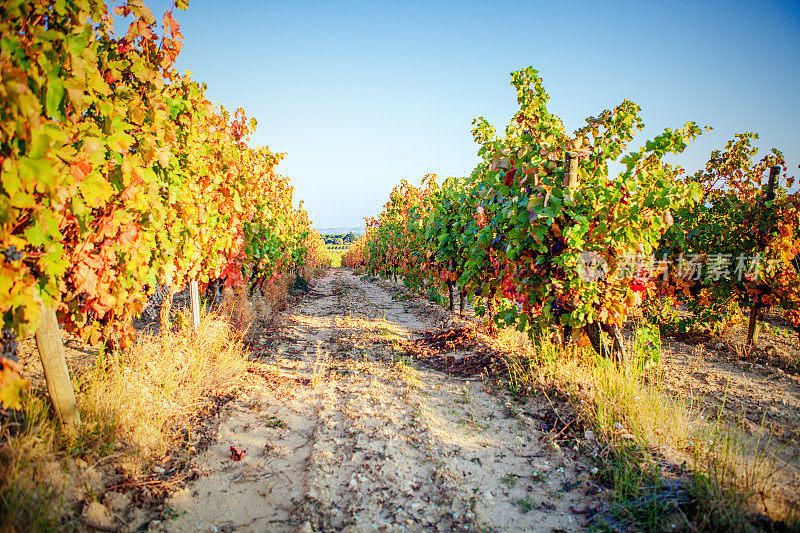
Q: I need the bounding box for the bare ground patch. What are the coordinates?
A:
[156,270,598,532]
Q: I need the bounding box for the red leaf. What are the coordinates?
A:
[229,445,246,461]
[629,280,646,293]
[117,39,132,55]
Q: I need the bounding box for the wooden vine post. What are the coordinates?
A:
[35,307,81,435]
[746,165,781,347]
[563,152,586,347]
[563,150,579,189]
[190,280,201,332]
[563,151,626,361]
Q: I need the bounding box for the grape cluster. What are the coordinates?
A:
[550,240,566,255]
[1,329,18,362]
[550,299,565,317]
[2,245,22,262]
[504,168,516,186]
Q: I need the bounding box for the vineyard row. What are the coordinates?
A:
[344,67,800,356]
[0,0,329,414]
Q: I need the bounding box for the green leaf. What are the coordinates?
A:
[24,220,48,246]
[517,312,528,331]
[27,129,53,159]
[45,78,65,119]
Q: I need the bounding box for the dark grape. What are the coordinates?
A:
[2,245,22,262]
[550,299,564,317]
[504,168,516,186]
[1,329,18,362]
[550,241,566,255]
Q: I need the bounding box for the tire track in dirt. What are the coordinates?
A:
[159,270,597,532]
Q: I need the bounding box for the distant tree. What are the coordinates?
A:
[334,237,344,246]
[345,232,356,244]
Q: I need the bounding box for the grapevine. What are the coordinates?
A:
[654,133,800,340]
[0,0,328,408]
[361,67,704,355]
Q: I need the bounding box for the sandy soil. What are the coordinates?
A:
[157,270,597,532]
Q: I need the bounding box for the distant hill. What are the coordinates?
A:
[315,227,365,236]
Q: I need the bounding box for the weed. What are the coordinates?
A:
[455,385,471,405]
[501,473,519,489]
[161,506,186,521]
[687,416,776,530]
[262,416,287,429]
[596,443,681,530]
[291,274,310,294]
[530,470,546,483]
[632,322,661,370]
[426,286,445,306]
[516,497,538,513]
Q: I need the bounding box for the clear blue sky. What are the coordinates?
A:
[133,0,799,229]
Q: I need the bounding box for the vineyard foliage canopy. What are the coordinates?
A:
[0,0,328,408]
[347,67,800,350]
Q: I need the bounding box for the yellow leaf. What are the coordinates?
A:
[108,132,134,153]
[0,358,30,410]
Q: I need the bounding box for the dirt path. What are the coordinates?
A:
[157,270,596,532]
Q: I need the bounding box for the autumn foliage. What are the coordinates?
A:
[0,0,327,407]
[654,133,800,333]
[362,68,703,345]
[362,69,798,350]
[342,235,368,269]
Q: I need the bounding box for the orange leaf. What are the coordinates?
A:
[70,152,92,181]
[163,10,183,40]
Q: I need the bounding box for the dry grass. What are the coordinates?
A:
[591,357,697,452]
[222,272,297,331]
[1,269,329,530]
[499,327,698,451]
[80,307,247,464]
[690,416,778,531]
[1,306,249,530]
[495,325,781,529]
[0,398,64,530]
